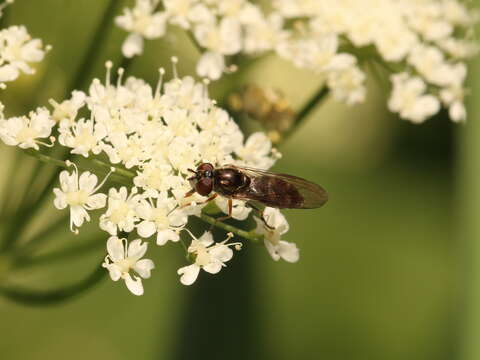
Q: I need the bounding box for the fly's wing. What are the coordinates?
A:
[223,165,328,209]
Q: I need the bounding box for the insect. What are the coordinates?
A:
[184,163,328,228]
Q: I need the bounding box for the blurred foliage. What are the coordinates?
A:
[0,1,471,360]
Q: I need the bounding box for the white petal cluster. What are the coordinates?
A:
[53,162,108,233]
[0,107,55,150]
[254,207,299,263]
[103,236,155,295]
[115,0,167,58]
[115,0,478,122]
[177,231,240,285]
[0,25,49,87]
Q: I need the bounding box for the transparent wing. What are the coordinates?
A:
[223,165,328,209]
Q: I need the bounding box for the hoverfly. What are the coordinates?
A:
[185,163,328,227]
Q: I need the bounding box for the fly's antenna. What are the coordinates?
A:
[187,168,198,181]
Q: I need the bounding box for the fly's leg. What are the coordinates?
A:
[259,209,275,230]
[209,198,232,231]
[184,189,196,198]
[247,202,275,230]
[215,198,233,223]
[181,193,218,208]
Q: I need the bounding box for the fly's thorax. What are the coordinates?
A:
[213,168,250,196]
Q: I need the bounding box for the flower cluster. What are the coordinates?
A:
[0,0,49,88]
[116,0,478,123]
[0,60,299,295]
[0,23,49,88]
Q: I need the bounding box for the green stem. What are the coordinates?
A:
[66,0,123,94]
[458,30,480,360]
[283,85,329,141]
[199,213,263,242]
[21,149,133,184]
[91,158,135,180]
[12,214,68,255]
[186,31,203,54]
[13,237,104,270]
[23,149,71,170]
[0,0,11,29]
[0,262,106,306]
[0,150,21,217]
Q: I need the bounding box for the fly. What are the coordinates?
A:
[185,163,328,228]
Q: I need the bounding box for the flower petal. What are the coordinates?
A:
[278,241,300,263]
[203,260,223,274]
[264,239,280,261]
[209,244,233,263]
[53,189,67,209]
[133,259,155,279]
[122,33,144,58]
[196,51,225,80]
[86,193,107,209]
[106,236,125,262]
[70,205,89,227]
[127,239,148,260]
[103,263,122,281]
[124,273,144,295]
[137,220,156,238]
[177,264,200,285]
[198,231,214,247]
[156,229,179,246]
[79,171,98,193]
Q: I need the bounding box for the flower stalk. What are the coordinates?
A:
[459,30,480,360]
[282,86,329,141]
[0,262,106,305]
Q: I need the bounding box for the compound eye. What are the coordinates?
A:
[195,177,213,196]
[197,163,214,173]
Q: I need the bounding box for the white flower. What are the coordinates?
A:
[0,25,48,85]
[0,107,55,150]
[100,187,139,236]
[49,90,86,127]
[135,193,187,245]
[58,118,107,157]
[440,85,466,122]
[255,207,299,263]
[53,163,109,233]
[164,0,199,29]
[133,162,173,196]
[388,73,440,123]
[193,17,242,79]
[102,236,154,296]
[327,66,366,106]
[103,133,146,169]
[408,45,455,87]
[167,137,200,174]
[235,132,276,170]
[116,0,168,58]
[177,231,240,285]
[244,13,286,54]
[196,51,226,81]
[162,76,206,111]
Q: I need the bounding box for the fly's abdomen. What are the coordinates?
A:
[248,176,304,209]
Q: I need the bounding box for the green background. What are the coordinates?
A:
[0,1,477,360]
